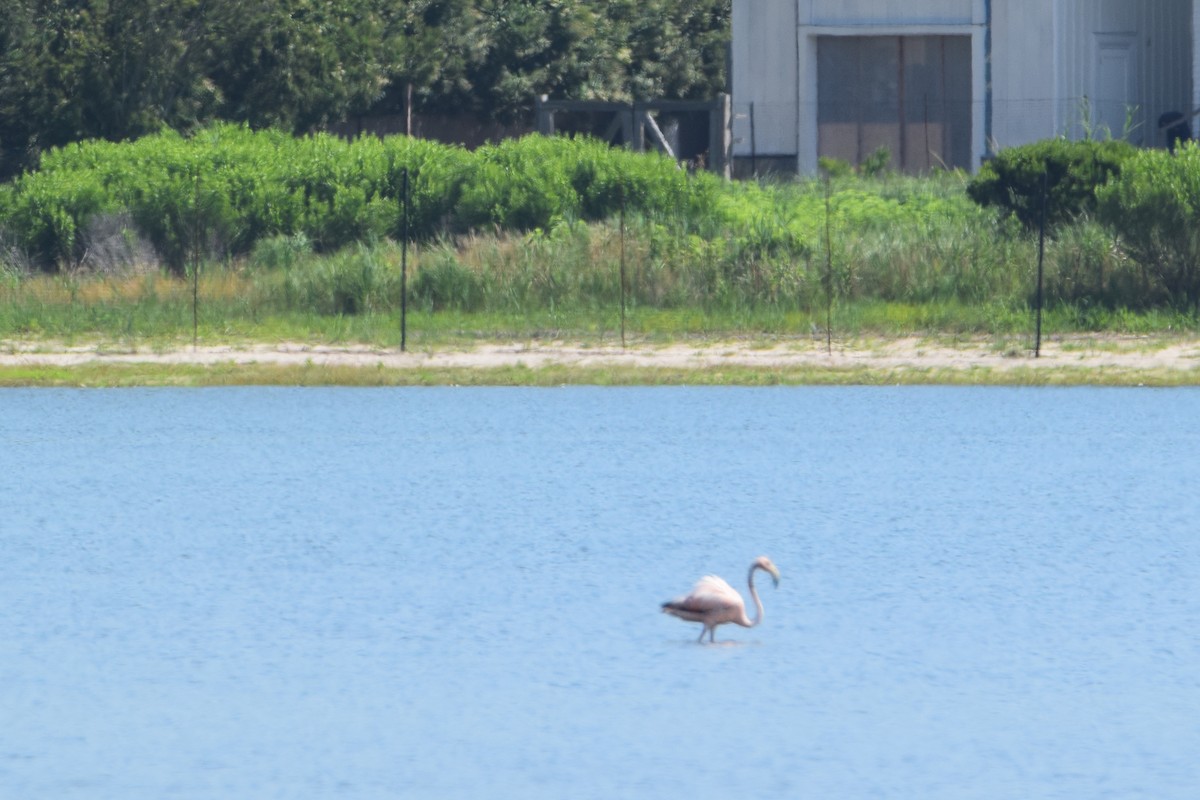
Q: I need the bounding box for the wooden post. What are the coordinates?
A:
[711,93,732,179]
[641,109,675,159]
[405,82,414,136]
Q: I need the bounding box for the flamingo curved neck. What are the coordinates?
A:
[744,565,765,628]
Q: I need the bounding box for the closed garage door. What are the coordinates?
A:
[818,35,972,172]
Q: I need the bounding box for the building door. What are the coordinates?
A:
[1094,34,1137,139]
[817,35,972,172]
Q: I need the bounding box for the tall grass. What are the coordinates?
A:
[5,208,1199,347]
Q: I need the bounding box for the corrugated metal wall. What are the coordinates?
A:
[805,0,977,26]
[731,0,799,161]
[1051,0,1191,146]
[987,0,1191,148]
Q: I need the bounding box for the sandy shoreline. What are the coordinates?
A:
[4,335,1200,381]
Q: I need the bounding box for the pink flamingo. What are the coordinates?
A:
[662,556,781,643]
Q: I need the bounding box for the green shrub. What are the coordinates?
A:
[566,137,715,221]
[967,138,1136,228]
[0,125,464,272]
[0,165,114,266]
[1,126,738,273]
[378,136,472,239]
[1097,143,1200,311]
[860,146,892,178]
[457,136,583,230]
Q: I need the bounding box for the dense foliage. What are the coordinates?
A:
[0,124,1027,324]
[967,139,1136,229]
[0,125,717,272]
[7,125,1200,321]
[1097,143,1200,311]
[0,0,731,179]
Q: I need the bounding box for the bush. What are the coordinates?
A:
[967,138,1136,229]
[0,126,721,273]
[0,164,115,266]
[454,137,596,230]
[378,136,472,239]
[1097,143,1200,311]
[0,125,467,273]
[454,135,720,231]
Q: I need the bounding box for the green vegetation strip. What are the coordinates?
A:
[2,358,1195,388]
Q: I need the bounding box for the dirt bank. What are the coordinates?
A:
[3,334,1200,384]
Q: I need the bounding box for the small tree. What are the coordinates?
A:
[967,138,1136,229]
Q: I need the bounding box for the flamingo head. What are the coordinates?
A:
[754,555,781,587]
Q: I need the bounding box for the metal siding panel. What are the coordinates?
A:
[1050,0,1191,146]
[731,0,798,157]
[809,0,976,25]
[1139,0,1192,148]
[1100,0,1137,33]
[989,0,1059,145]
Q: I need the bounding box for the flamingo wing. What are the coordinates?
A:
[686,575,743,609]
[664,575,745,618]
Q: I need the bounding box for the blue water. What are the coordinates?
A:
[2,387,1198,799]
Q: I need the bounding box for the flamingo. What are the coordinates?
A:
[662,556,781,643]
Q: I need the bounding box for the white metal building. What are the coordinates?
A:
[731,0,1195,173]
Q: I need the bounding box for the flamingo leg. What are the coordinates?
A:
[698,627,709,644]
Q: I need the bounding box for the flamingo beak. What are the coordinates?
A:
[769,567,781,587]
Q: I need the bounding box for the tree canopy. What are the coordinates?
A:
[0,0,731,178]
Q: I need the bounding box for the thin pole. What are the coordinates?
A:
[924,93,931,171]
[897,37,906,172]
[823,175,833,355]
[619,187,627,350]
[749,101,757,177]
[400,167,409,352]
[1035,169,1047,357]
[192,171,200,351]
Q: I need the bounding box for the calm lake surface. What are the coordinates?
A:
[2,387,1198,799]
